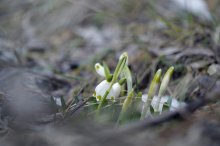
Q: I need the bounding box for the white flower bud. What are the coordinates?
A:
[95,63,105,77]
[112,82,121,99]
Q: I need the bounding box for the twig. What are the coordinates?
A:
[67,97,91,116]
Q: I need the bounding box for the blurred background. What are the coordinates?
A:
[1,0,219,73]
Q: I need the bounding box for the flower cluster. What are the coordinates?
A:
[93,52,184,121]
[93,53,128,102]
[141,67,184,119]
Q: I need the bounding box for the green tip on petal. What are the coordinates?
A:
[97,95,102,101]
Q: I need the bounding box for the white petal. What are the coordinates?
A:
[95,80,111,101]
[142,94,185,113]
[94,80,122,101]
[95,63,105,77]
[151,96,167,112]
[170,97,186,111]
[107,88,115,100]
[142,94,148,102]
[112,83,121,99]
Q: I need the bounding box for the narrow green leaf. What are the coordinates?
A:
[155,66,174,112]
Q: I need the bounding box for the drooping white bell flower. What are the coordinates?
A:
[142,94,184,113]
[94,80,121,101]
[95,63,105,77]
[112,82,121,99]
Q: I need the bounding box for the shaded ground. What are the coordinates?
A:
[1,0,220,146]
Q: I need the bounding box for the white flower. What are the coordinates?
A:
[95,63,105,77]
[112,82,121,99]
[142,94,184,113]
[94,80,121,101]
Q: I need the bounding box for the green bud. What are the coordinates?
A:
[141,69,162,119]
[148,69,162,100]
[158,66,174,97]
[155,66,174,111]
[119,78,126,86]
[117,89,134,124]
[112,53,127,83]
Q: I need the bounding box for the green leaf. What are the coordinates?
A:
[122,65,133,93]
[103,61,113,82]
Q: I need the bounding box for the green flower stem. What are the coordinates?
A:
[97,86,112,112]
[112,56,127,83]
[141,69,162,120]
[155,66,174,112]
